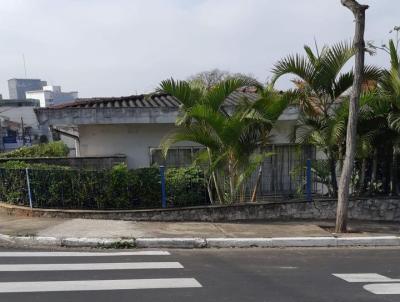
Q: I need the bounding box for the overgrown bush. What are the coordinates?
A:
[0,162,207,209]
[0,141,69,158]
[166,166,207,207]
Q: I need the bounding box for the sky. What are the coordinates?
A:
[0,0,398,98]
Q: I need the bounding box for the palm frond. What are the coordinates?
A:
[202,78,259,112]
[160,125,221,158]
[389,39,400,71]
[271,54,315,85]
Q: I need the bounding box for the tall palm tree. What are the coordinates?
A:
[248,87,292,201]
[290,100,348,195]
[272,41,381,196]
[378,39,400,194]
[158,78,288,203]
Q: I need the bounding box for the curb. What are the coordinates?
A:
[61,238,135,248]
[136,238,206,249]
[1,234,400,249]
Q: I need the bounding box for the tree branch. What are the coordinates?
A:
[341,0,369,13]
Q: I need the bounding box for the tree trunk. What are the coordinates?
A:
[207,148,223,204]
[228,159,235,202]
[329,157,338,197]
[336,0,369,233]
[207,176,214,204]
[390,147,398,196]
[359,158,366,195]
[251,165,262,202]
[369,148,378,193]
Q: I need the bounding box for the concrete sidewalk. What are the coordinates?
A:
[0,213,399,248]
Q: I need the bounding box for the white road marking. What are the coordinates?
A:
[333,273,400,283]
[0,251,170,257]
[364,283,400,295]
[0,262,183,271]
[0,278,202,293]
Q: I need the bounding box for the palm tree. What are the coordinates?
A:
[377,38,400,194]
[290,100,348,195]
[248,87,292,201]
[351,91,391,194]
[158,78,288,203]
[272,41,381,196]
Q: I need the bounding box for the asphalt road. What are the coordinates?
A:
[0,247,399,301]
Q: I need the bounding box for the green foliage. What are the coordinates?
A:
[166,166,206,207]
[159,78,287,203]
[0,141,69,158]
[273,41,381,196]
[0,162,207,209]
[0,160,71,170]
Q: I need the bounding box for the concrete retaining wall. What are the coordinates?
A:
[1,198,400,222]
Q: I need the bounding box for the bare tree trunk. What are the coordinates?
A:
[251,165,262,202]
[369,148,378,193]
[335,0,369,233]
[358,158,366,195]
[207,148,223,204]
[207,176,214,204]
[390,147,398,196]
[228,159,235,202]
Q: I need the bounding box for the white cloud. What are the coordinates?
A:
[0,0,397,97]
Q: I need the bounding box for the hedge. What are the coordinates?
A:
[0,162,208,210]
[0,141,69,158]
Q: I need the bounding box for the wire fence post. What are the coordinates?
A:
[306,159,312,202]
[25,168,33,208]
[160,165,167,208]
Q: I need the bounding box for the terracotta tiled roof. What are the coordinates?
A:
[49,90,260,109]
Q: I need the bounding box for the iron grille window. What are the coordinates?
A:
[150,147,204,167]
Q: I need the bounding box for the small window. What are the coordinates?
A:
[150,147,204,167]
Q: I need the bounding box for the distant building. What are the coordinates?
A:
[26,85,78,107]
[0,98,39,107]
[0,97,42,151]
[8,78,47,100]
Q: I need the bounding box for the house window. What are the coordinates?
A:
[150,147,204,167]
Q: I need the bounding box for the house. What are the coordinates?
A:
[0,97,46,151]
[35,90,314,195]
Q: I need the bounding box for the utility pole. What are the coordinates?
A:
[22,54,27,78]
[21,117,25,146]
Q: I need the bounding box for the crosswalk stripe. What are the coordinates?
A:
[0,251,170,257]
[364,283,400,294]
[0,278,202,293]
[0,262,183,271]
[333,273,400,283]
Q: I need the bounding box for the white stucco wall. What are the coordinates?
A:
[25,91,51,108]
[0,106,38,128]
[59,134,78,157]
[78,123,198,168]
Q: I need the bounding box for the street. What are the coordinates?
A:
[0,247,399,301]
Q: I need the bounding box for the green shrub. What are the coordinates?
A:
[166,166,207,207]
[134,167,161,208]
[0,160,71,170]
[0,141,69,158]
[0,162,208,209]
